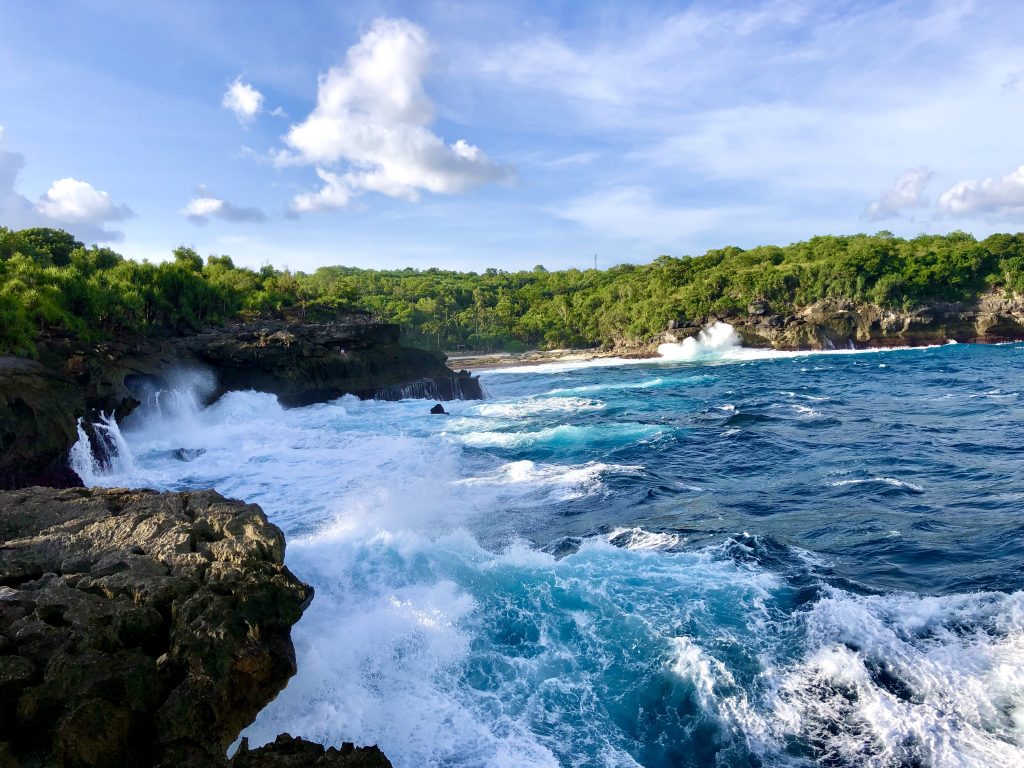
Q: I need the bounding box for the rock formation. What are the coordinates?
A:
[0,359,85,491]
[665,290,1024,350]
[0,316,482,489]
[0,486,389,768]
[229,734,390,768]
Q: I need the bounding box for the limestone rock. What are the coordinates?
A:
[0,487,314,768]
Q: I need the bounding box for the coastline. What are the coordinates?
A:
[447,346,655,371]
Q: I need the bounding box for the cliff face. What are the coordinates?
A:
[0,318,482,489]
[0,360,85,491]
[0,487,389,768]
[178,320,482,406]
[666,291,1024,350]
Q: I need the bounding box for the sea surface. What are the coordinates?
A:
[72,324,1024,767]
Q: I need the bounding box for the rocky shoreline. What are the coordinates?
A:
[452,291,1024,369]
[667,291,1024,350]
[0,486,390,767]
[0,317,482,490]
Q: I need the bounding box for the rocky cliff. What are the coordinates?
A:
[0,317,482,489]
[0,486,390,768]
[664,291,1024,350]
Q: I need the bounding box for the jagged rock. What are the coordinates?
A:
[0,359,85,490]
[169,448,206,462]
[178,320,466,406]
[672,290,1024,351]
[0,316,483,488]
[0,487,317,768]
[429,403,447,415]
[230,734,391,768]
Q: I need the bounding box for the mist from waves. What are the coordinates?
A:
[68,338,1024,767]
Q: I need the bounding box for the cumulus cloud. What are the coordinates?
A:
[181,186,266,225]
[864,167,933,220]
[0,130,132,241]
[223,78,264,123]
[281,17,507,212]
[37,178,133,224]
[938,165,1024,217]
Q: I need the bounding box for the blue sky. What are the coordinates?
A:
[1,0,1023,271]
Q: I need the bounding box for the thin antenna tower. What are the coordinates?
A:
[593,253,597,270]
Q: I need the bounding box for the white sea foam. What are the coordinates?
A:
[450,422,664,450]
[66,362,1024,767]
[771,589,1024,767]
[657,321,741,360]
[831,476,925,492]
[545,376,669,395]
[457,460,642,501]
[470,396,605,418]
[608,526,684,550]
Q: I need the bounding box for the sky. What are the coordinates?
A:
[1,0,1023,272]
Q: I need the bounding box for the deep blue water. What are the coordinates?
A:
[76,334,1024,767]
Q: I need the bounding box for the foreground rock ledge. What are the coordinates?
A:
[0,487,390,768]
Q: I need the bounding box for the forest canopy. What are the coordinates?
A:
[1,225,1022,356]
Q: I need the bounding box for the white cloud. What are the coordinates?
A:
[864,167,933,220]
[37,178,133,224]
[0,130,132,241]
[223,78,264,122]
[937,165,1024,217]
[282,17,507,211]
[181,186,265,225]
[291,169,352,212]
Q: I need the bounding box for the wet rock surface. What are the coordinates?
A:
[667,291,1024,350]
[229,734,391,768]
[0,359,85,490]
[0,317,482,488]
[0,486,336,767]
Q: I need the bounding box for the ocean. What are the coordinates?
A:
[71,324,1024,767]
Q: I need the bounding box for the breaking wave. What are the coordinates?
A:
[66,339,1024,767]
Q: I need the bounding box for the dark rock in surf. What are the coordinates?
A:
[170,448,206,462]
[0,358,84,490]
[429,403,447,415]
[0,486,320,768]
[230,734,391,768]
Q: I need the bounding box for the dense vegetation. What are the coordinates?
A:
[2,226,1022,356]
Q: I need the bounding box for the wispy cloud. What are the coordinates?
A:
[556,186,727,244]
[865,168,933,220]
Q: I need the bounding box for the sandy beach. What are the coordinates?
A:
[445,347,656,371]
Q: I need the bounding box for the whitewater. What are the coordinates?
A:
[71,324,1024,767]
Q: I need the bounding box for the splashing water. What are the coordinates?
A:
[657,321,742,360]
[70,337,1024,767]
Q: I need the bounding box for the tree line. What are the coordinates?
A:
[2,225,1022,356]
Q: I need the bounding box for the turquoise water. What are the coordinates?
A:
[74,333,1024,767]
